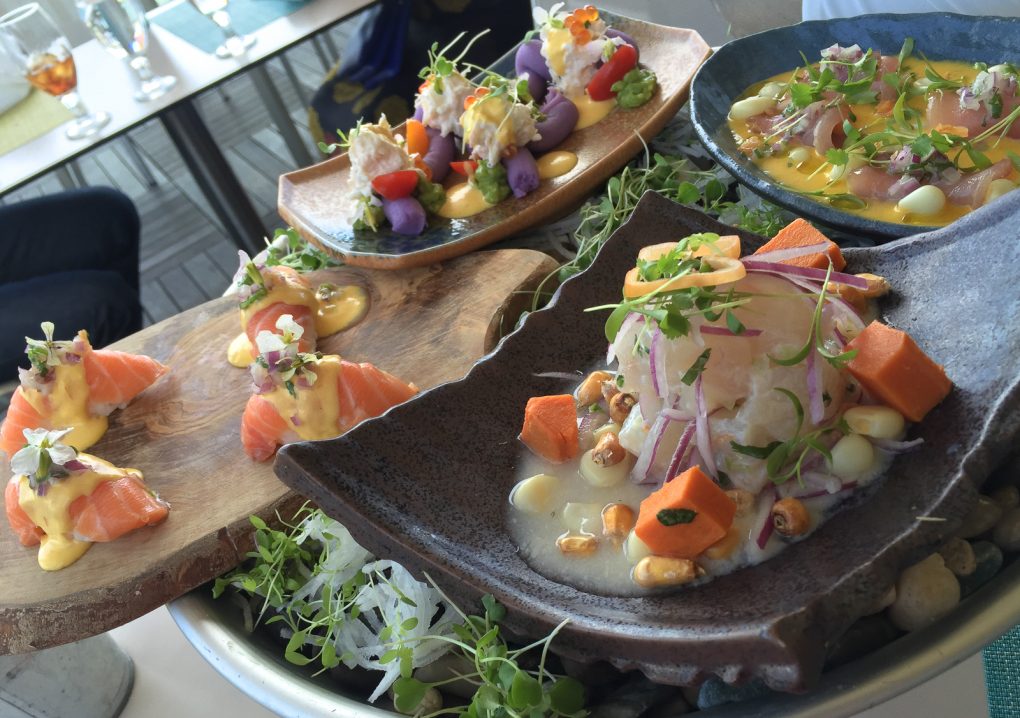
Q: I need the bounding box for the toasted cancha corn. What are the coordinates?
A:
[843,405,905,439]
[592,432,626,467]
[771,497,811,537]
[557,533,598,556]
[509,474,559,514]
[835,272,891,311]
[609,392,637,424]
[633,556,704,588]
[579,447,631,487]
[575,371,613,406]
[602,503,636,539]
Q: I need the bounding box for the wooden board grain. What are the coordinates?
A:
[0,248,557,654]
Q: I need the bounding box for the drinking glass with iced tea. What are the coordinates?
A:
[0,3,110,139]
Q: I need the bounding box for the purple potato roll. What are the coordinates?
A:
[423,127,455,183]
[528,90,579,154]
[382,196,427,236]
[503,147,540,199]
[515,39,551,81]
[524,71,549,105]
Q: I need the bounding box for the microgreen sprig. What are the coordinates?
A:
[418,29,490,94]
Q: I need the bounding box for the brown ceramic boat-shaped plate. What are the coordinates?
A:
[275,191,1020,690]
[278,13,711,271]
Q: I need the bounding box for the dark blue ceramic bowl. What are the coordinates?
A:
[689,13,1020,241]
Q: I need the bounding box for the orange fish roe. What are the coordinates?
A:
[564,5,599,44]
[463,86,490,110]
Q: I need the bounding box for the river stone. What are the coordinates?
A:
[990,485,1020,512]
[959,541,1004,596]
[590,674,680,718]
[938,537,977,577]
[696,677,772,710]
[992,507,1020,552]
[888,554,961,632]
[824,614,901,669]
[955,495,1003,539]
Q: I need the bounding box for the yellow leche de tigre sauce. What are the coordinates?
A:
[260,355,343,441]
[537,150,579,179]
[21,363,107,452]
[728,58,1020,226]
[18,456,141,570]
[227,279,369,368]
[570,92,617,130]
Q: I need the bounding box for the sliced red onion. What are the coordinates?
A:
[699,325,763,338]
[649,327,668,398]
[660,408,693,422]
[747,241,831,264]
[694,377,717,478]
[755,488,778,549]
[291,415,302,426]
[833,326,848,348]
[871,437,925,453]
[631,412,671,484]
[742,259,869,289]
[887,175,922,201]
[806,346,825,425]
[663,421,696,485]
[607,313,641,365]
[64,459,89,472]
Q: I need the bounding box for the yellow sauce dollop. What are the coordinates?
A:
[438,182,492,219]
[315,285,370,337]
[227,333,255,368]
[536,150,579,180]
[18,456,141,571]
[261,356,343,441]
[22,363,107,452]
[570,92,616,130]
[544,28,571,77]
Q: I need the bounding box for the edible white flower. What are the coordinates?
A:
[274,314,304,342]
[11,428,76,477]
[532,1,565,28]
[255,330,289,357]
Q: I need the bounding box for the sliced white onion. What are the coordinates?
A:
[694,377,717,478]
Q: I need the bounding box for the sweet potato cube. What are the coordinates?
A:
[754,218,846,271]
[846,321,952,422]
[519,394,579,463]
[634,466,736,559]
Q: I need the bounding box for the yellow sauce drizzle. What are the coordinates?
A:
[536,150,579,180]
[22,363,107,452]
[545,28,571,77]
[729,59,1020,226]
[438,182,492,219]
[315,285,370,337]
[18,456,141,571]
[227,333,255,368]
[570,92,616,130]
[262,356,343,441]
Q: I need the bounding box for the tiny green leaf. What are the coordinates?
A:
[657,508,697,526]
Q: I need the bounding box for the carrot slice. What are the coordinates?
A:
[519,394,579,463]
[405,119,429,158]
[846,321,952,422]
[634,466,736,559]
[754,218,846,271]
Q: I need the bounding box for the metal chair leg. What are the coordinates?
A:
[311,36,331,72]
[122,136,157,189]
[278,55,308,107]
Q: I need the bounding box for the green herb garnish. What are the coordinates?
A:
[657,508,697,526]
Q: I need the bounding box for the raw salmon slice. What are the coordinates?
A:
[0,388,45,458]
[336,361,418,433]
[83,341,169,410]
[246,302,317,353]
[69,474,169,543]
[4,477,42,547]
[239,360,417,461]
[241,394,293,462]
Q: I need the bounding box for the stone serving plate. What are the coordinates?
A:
[275,191,1020,691]
[689,13,1020,241]
[278,12,710,270]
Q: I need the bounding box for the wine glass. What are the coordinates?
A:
[0,3,110,140]
[77,0,176,103]
[188,0,256,59]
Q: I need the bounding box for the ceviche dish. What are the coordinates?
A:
[508,221,952,595]
[729,38,1020,227]
[331,4,658,236]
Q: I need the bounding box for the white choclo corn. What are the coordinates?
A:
[827,154,864,181]
[593,421,621,440]
[624,530,653,564]
[509,474,558,514]
[985,178,1016,204]
[561,502,603,534]
[830,434,876,479]
[895,185,946,216]
[788,146,812,167]
[757,81,785,99]
[579,447,631,487]
[843,405,905,439]
[729,95,776,120]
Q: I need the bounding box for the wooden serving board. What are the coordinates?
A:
[0,248,557,654]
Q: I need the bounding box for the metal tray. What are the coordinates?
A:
[169,558,1020,718]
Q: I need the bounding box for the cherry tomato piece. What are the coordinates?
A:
[587,43,638,101]
[371,170,419,200]
[449,160,479,176]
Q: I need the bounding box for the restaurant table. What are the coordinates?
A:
[0,0,376,254]
[108,606,990,717]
